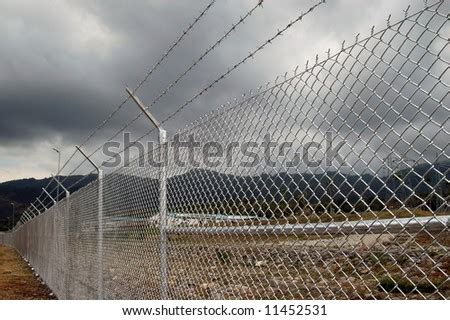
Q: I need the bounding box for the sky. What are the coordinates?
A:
[0,0,448,182]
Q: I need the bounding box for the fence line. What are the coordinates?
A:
[1,2,449,300]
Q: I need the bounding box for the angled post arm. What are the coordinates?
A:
[30,203,41,216]
[37,198,48,211]
[51,175,70,198]
[42,188,57,205]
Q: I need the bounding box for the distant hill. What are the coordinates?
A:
[0,175,96,230]
[94,161,449,218]
[165,161,449,216]
[0,161,448,230]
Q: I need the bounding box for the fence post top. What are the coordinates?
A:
[75,145,101,174]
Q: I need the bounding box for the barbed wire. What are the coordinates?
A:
[146,1,264,112]
[159,0,325,126]
[161,0,326,124]
[171,0,446,139]
[98,0,326,167]
[44,0,322,180]
[46,0,263,183]
[80,1,266,168]
[133,0,218,92]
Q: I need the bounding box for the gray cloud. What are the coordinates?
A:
[0,0,447,181]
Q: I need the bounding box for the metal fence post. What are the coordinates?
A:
[43,187,57,289]
[65,190,70,299]
[98,169,103,299]
[75,146,104,300]
[51,175,70,298]
[126,87,169,299]
[159,129,168,299]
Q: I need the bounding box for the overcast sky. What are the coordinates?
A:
[0,0,447,182]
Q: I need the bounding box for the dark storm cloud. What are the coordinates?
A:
[0,0,446,181]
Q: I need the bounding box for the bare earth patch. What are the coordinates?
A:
[0,245,54,299]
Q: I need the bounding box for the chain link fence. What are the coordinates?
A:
[1,2,449,299]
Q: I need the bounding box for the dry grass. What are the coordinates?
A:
[0,245,54,300]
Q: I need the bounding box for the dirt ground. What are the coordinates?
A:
[0,245,54,299]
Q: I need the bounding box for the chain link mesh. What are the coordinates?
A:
[0,2,448,299]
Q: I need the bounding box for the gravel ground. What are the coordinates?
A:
[94,230,449,299]
[0,245,55,300]
[162,231,449,299]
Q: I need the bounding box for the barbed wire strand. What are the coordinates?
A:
[146,1,264,112]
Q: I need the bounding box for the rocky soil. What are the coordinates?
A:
[0,245,55,299]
